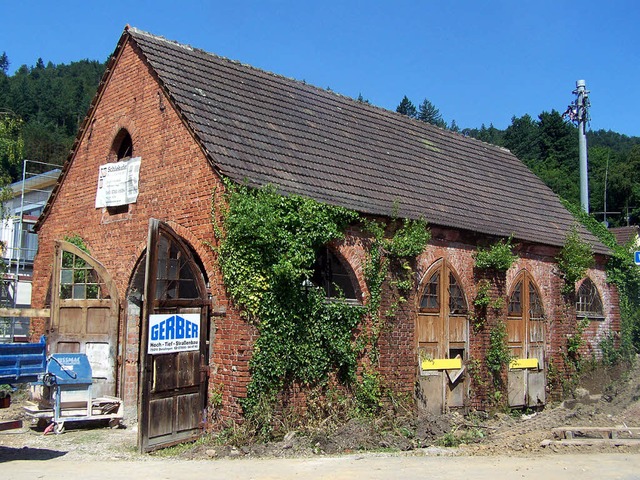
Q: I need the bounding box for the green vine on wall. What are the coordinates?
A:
[473,236,518,271]
[470,279,505,332]
[472,237,515,401]
[556,225,595,296]
[485,319,512,388]
[213,182,362,429]
[212,181,430,433]
[562,200,639,359]
[362,218,431,364]
[213,183,431,428]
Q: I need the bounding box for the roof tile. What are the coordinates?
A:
[127,27,607,253]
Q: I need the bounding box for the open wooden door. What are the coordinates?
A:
[138,219,210,452]
[507,272,546,408]
[50,241,119,397]
[416,260,469,413]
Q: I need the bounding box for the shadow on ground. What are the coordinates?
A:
[0,446,68,462]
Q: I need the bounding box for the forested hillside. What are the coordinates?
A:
[0,53,105,179]
[1,53,639,228]
[396,96,640,227]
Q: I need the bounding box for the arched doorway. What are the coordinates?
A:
[506,271,546,407]
[50,241,119,397]
[416,259,469,413]
[136,220,210,452]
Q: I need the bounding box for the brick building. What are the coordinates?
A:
[32,27,618,450]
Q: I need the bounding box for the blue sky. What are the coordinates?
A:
[2,1,639,136]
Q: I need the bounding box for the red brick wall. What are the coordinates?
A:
[375,227,619,409]
[31,37,621,426]
[31,39,252,424]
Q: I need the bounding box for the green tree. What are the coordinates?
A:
[0,53,8,75]
[503,114,540,164]
[474,123,504,146]
[396,95,417,118]
[417,98,446,128]
[0,112,24,181]
[0,57,105,175]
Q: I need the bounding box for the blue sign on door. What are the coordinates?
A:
[635,251,640,265]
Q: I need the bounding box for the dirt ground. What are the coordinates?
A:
[2,358,640,463]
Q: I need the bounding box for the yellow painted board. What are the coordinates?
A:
[421,358,463,371]
[509,358,539,370]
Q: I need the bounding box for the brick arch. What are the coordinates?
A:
[121,220,214,418]
[121,221,217,293]
[105,118,140,162]
[508,268,543,294]
[331,236,368,302]
[417,249,473,295]
[417,254,473,306]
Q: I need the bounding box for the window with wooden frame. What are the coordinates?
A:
[508,278,544,321]
[576,278,604,320]
[59,250,110,300]
[418,264,468,315]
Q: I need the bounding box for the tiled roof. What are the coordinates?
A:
[112,28,612,253]
[610,226,639,246]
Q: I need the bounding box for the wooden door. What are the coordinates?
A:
[138,220,210,452]
[507,273,546,408]
[416,260,469,413]
[50,241,119,397]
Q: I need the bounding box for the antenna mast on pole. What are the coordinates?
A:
[564,80,591,213]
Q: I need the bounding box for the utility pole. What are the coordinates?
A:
[564,80,591,213]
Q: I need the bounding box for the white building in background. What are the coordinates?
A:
[0,166,60,341]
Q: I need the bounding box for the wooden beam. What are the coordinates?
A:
[0,308,51,318]
[0,420,23,431]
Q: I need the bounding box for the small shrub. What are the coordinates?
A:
[473,236,518,271]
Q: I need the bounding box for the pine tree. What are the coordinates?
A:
[396,95,417,118]
[417,98,446,128]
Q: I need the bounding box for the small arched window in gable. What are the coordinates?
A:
[106,129,134,216]
[311,247,359,302]
[113,129,133,160]
[576,278,604,319]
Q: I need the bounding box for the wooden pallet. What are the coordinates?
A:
[541,426,640,447]
[552,426,640,440]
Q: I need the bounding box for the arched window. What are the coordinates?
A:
[113,129,133,160]
[311,246,359,302]
[508,277,544,320]
[576,278,604,319]
[418,268,468,315]
[60,249,110,300]
[107,129,134,215]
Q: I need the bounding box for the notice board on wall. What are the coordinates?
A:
[95,156,141,208]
